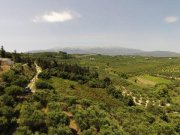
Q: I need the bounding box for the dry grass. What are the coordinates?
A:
[0,65,10,81]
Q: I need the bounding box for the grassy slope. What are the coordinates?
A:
[129,74,171,86]
[49,77,123,108]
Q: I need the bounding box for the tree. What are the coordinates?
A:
[36,80,53,89]
[4,85,23,98]
[12,75,28,87]
[38,70,51,80]
[103,77,112,87]
[14,126,32,135]
[48,126,72,135]
[126,96,135,106]
[0,46,6,58]
[0,95,15,106]
[12,50,21,63]
[2,70,16,83]
[106,85,123,99]
[0,116,8,134]
[47,111,69,126]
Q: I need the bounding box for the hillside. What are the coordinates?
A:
[0,51,179,135]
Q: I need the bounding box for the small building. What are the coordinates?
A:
[0,58,14,66]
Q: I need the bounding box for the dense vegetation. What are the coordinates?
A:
[0,47,179,135]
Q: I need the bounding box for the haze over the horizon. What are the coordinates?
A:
[0,0,180,53]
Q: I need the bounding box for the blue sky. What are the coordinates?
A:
[0,0,180,52]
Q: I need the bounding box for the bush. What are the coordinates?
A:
[87,80,99,88]
[64,96,77,106]
[106,85,123,99]
[12,75,28,87]
[32,91,48,107]
[2,71,16,83]
[36,80,53,89]
[0,82,6,95]
[79,99,92,108]
[38,70,51,80]
[4,85,23,97]
[69,84,75,89]
[47,111,69,126]
[103,77,112,87]
[48,126,72,135]
[14,126,32,135]
[119,73,129,79]
[0,95,15,106]
[126,96,135,106]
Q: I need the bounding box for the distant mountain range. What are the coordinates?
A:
[28,47,180,57]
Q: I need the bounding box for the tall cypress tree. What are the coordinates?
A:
[1,46,6,58]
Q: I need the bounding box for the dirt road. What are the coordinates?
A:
[27,63,42,93]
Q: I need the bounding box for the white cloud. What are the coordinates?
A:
[33,10,79,23]
[164,16,179,23]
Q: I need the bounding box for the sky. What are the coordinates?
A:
[0,0,180,52]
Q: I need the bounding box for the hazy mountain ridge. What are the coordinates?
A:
[28,47,180,57]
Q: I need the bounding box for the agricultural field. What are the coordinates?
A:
[130,74,171,86]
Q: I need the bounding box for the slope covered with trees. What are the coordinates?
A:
[0,48,179,135]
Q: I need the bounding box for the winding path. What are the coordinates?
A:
[120,86,171,108]
[27,62,42,93]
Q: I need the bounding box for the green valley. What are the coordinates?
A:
[0,49,179,135]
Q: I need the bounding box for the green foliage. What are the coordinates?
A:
[48,126,72,135]
[12,75,28,87]
[4,85,23,97]
[39,69,51,79]
[0,95,15,106]
[106,85,123,99]
[47,111,69,126]
[64,96,77,106]
[69,84,75,89]
[74,105,125,134]
[0,46,6,58]
[126,96,135,106]
[2,70,16,83]
[0,82,6,95]
[32,91,49,107]
[0,52,179,134]
[0,116,8,131]
[18,102,47,133]
[14,126,32,135]
[36,80,53,89]
[119,73,129,79]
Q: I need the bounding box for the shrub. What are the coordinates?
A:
[4,85,23,97]
[47,111,69,126]
[87,80,99,88]
[36,80,53,89]
[106,85,123,99]
[64,96,77,106]
[69,84,75,89]
[14,126,32,135]
[2,71,16,83]
[12,75,28,87]
[38,70,51,79]
[0,95,15,106]
[0,82,6,95]
[119,73,129,79]
[48,126,72,135]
